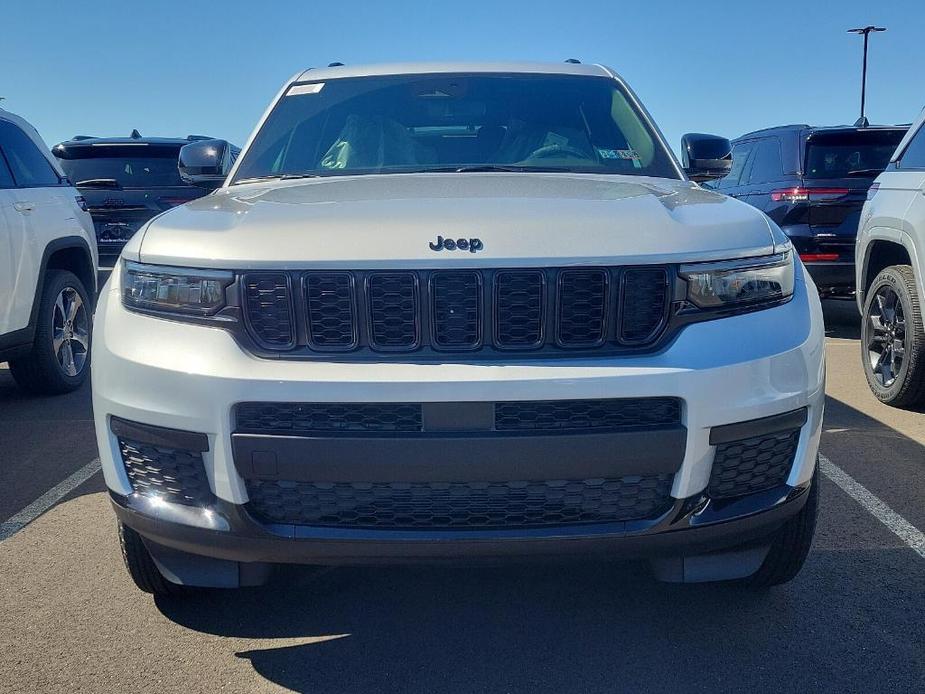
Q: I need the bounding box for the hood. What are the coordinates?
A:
[131,173,776,268]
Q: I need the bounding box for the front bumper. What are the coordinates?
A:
[93,264,825,576]
[112,477,811,565]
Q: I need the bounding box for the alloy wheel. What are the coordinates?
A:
[866,285,907,388]
[52,287,89,377]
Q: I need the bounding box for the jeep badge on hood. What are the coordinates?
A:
[429,235,483,253]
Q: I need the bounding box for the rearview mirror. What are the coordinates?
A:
[178,139,238,189]
[680,133,732,182]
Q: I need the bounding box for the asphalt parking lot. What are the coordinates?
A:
[1,300,923,693]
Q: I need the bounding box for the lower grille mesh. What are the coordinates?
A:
[119,438,212,506]
[708,429,800,499]
[495,398,681,431]
[246,475,674,529]
[236,402,424,434]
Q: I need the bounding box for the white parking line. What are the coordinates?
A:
[820,454,925,560]
[0,458,101,542]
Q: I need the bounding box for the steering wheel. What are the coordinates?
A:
[525,143,591,160]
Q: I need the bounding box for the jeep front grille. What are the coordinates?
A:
[241,267,671,357]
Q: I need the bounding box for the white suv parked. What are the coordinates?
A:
[92,63,825,595]
[856,107,925,407]
[0,109,97,393]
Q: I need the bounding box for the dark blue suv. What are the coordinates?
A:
[713,124,907,297]
[52,132,236,268]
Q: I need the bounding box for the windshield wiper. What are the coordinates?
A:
[75,178,122,188]
[846,168,884,177]
[233,173,324,185]
[416,165,585,174]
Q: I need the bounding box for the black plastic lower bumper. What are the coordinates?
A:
[111,477,810,567]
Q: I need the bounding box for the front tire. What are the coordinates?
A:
[118,523,191,597]
[9,270,92,395]
[747,465,819,588]
[861,265,925,408]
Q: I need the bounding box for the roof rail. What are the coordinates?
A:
[71,135,94,141]
[738,124,811,137]
[328,62,344,67]
[564,58,581,64]
[186,135,212,141]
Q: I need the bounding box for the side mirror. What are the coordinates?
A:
[681,133,732,182]
[178,139,238,189]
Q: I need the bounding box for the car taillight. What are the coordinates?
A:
[75,195,89,212]
[799,253,840,263]
[866,183,880,201]
[770,187,850,202]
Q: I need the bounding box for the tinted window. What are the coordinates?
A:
[747,138,782,184]
[717,141,753,189]
[0,120,61,187]
[804,129,906,179]
[56,144,183,188]
[233,73,680,182]
[899,123,925,169]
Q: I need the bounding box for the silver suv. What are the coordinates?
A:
[92,62,825,595]
[857,107,925,407]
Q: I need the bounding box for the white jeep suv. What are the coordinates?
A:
[856,107,925,407]
[92,63,825,594]
[0,109,97,393]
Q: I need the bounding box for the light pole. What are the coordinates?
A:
[848,25,886,127]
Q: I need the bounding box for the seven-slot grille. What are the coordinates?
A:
[241,267,670,355]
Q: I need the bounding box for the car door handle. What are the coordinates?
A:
[13,202,35,213]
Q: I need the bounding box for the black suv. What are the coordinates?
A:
[52,132,236,268]
[713,124,907,297]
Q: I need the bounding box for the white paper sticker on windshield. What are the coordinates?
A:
[287,83,325,96]
[615,149,643,168]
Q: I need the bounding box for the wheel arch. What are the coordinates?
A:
[858,231,920,312]
[0,236,96,361]
[44,239,97,306]
[28,237,97,335]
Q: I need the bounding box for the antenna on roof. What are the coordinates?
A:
[130,129,142,139]
[328,62,344,67]
[564,58,581,64]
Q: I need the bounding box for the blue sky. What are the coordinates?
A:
[3,1,923,155]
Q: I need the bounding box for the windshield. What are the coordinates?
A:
[57,144,183,188]
[232,73,679,183]
[804,130,906,179]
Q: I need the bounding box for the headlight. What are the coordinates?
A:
[122,261,234,315]
[679,251,794,309]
